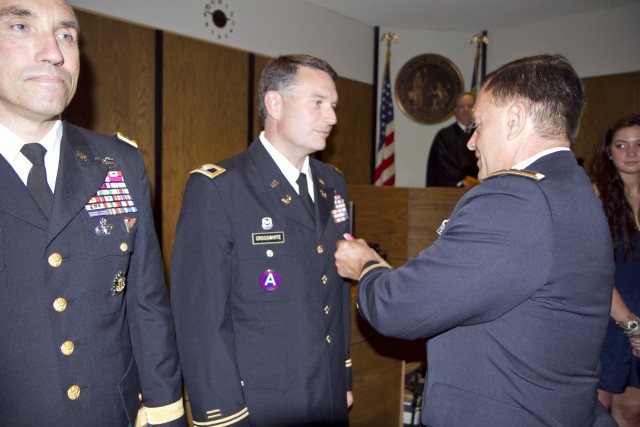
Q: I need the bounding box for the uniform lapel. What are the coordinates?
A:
[248,140,315,230]
[48,124,108,243]
[0,154,49,230]
[311,162,333,238]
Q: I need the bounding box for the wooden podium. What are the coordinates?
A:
[346,185,466,427]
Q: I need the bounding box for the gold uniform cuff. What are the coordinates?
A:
[135,397,185,426]
[359,262,391,281]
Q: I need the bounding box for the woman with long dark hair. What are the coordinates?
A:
[594,114,640,427]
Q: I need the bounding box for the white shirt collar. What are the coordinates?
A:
[259,131,314,200]
[457,121,471,132]
[0,121,62,190]
[512,147,570,170]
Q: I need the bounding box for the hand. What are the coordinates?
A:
[630,335,640,357]
[347,391,354,408]
[461,176,480,188]
[335,238,388,280]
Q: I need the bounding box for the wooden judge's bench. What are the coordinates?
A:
[346,185,466,427]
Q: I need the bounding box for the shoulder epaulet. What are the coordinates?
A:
[328,164,344,176]
[190,163,226,179]
[482,169,545,182]
[114,132,138,149]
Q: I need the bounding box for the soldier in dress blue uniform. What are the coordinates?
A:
[171,55,353,427]
[0,1,185,425]
[336,55,618,426]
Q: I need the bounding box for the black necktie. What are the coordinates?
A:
[296,172,315,219]
[21,143,53,218]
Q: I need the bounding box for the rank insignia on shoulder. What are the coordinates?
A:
[114,132,138,149]
[190,163,226,179]
[329,164,344,176]
[482,169,545,182]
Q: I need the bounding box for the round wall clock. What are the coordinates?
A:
[203,0,235,40]
[394,54,464,124]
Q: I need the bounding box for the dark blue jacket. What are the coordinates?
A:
[171,139,352,427]
[0,122,184,426]
[360,151,616,426]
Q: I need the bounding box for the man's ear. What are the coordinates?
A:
[264,91,282,121]
[506,102,526,140]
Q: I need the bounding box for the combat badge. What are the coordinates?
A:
[95,217,114,236]
[262,217,273,230]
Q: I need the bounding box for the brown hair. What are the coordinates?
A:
[480,54,585,145]
[591,114,640,258]
[257,54,337,125]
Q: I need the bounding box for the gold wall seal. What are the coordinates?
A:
[395,53,464,124]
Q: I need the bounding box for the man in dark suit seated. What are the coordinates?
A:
[336,54,616,426]
[426,91,479,188]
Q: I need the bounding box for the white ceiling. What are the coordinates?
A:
[303,0,639,32]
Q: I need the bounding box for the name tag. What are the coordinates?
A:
[252,231,285,245]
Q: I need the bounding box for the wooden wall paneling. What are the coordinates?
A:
[161,34,249,269]
[349,288,405,427]
[575,71,640,175]
[252,55,273,139]
[346,185,466,426]
[323,78,374,185]
[66,10,156,197]
[407,187,465,258]
[349,185,465,264]
[348,184,410,267]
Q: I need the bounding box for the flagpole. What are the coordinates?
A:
[371,26,380,185]
[480,30,488,81]
[470,32,489,95]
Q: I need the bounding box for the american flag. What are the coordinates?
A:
[374,52,395,186]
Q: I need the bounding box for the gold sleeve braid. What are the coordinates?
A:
[359,262,392,281]
[135,397,185,426]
